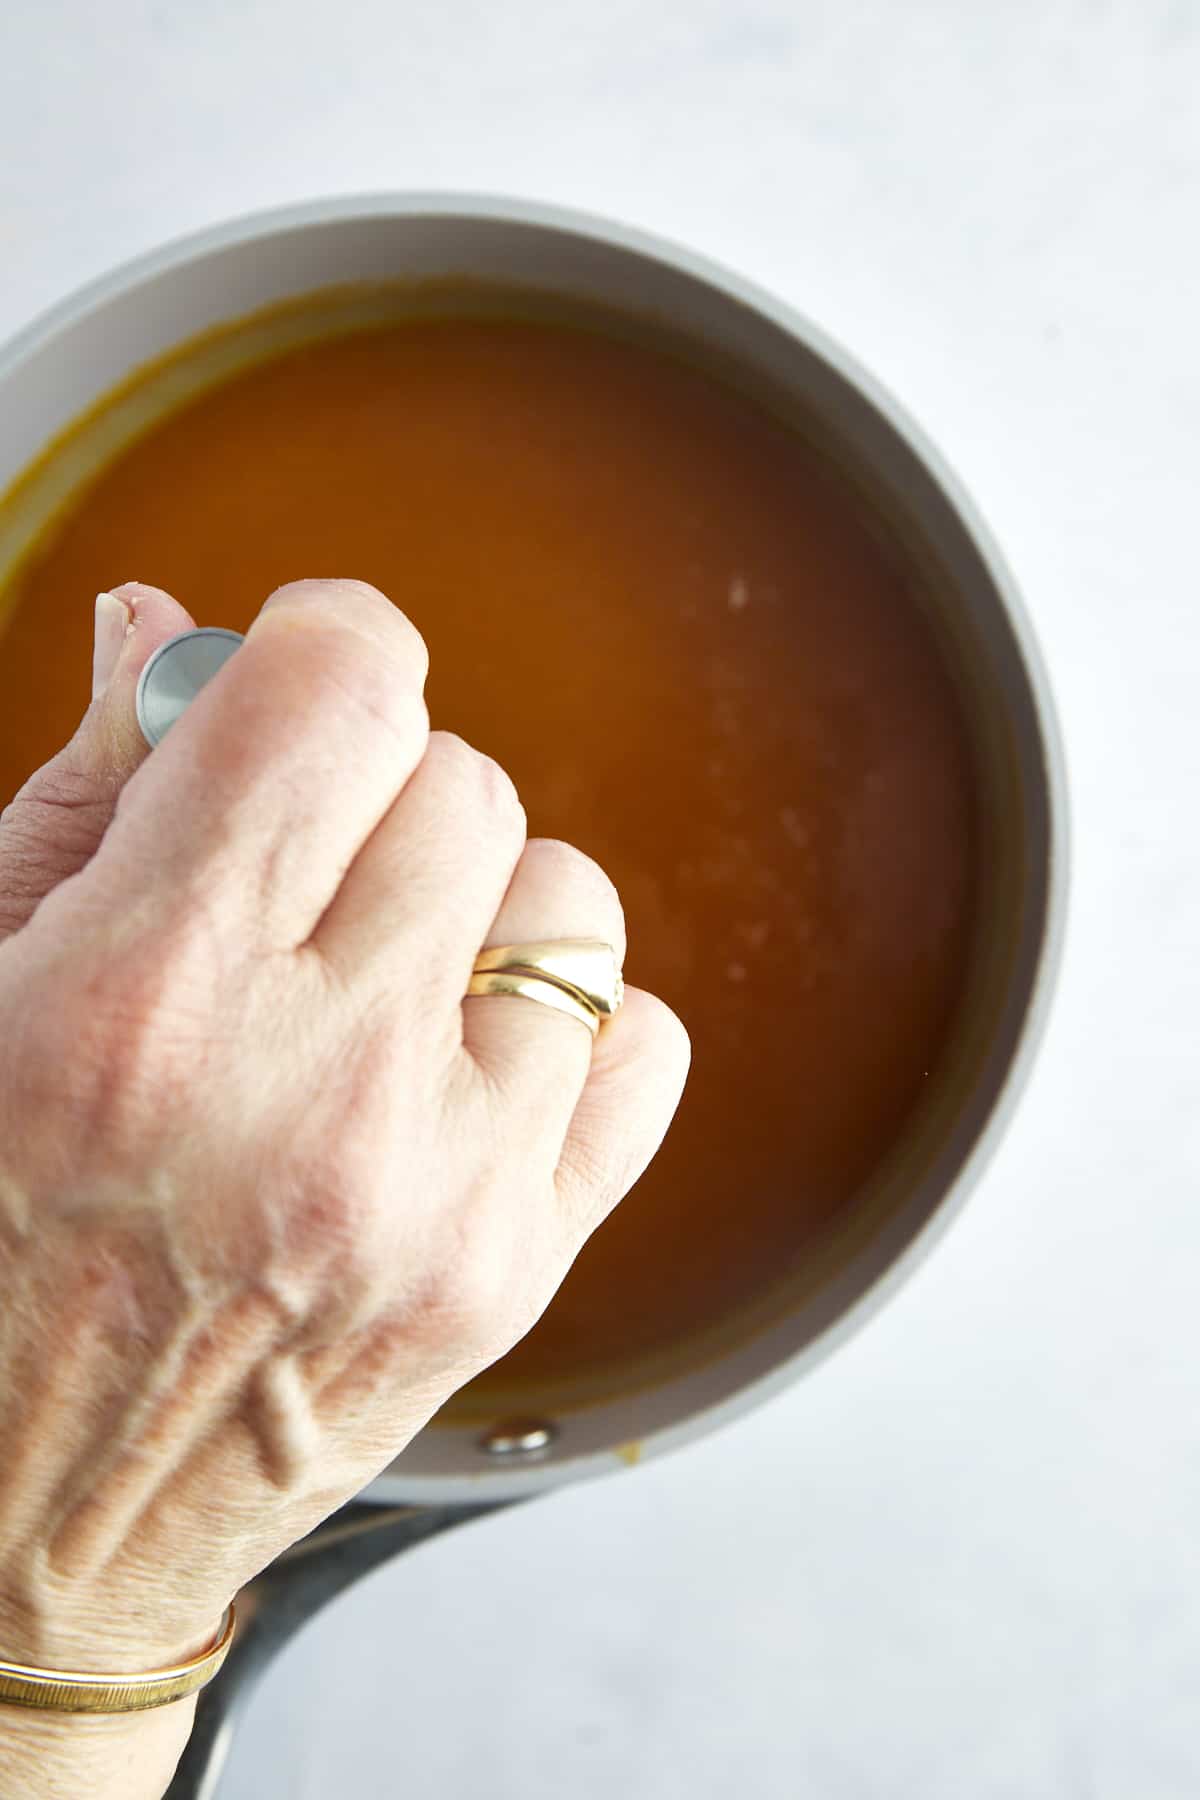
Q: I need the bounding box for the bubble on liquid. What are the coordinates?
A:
[728,575,750,612]
[780,806,811,849]
[726,961,747,983]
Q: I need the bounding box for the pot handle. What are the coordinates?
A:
[165,1497,518,1800]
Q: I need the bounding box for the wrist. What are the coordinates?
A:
[0,1577,222,1674]
[0,1590,226,1800]
[0,1696,197,1800]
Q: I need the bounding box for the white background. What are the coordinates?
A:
[2,3,1198,1796]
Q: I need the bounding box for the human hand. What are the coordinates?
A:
[0,579,688,1795]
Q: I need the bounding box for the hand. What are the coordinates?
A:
[0,579,688,1795]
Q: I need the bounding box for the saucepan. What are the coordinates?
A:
[0,196,1067,1798]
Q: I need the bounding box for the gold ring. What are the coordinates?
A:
[468,939,624,1037]
[467,969,600,1035]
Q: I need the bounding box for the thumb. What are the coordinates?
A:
[0,582,197,942]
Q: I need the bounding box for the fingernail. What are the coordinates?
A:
[92,590,132,699]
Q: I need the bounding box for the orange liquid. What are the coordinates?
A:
[0,316,975,1404]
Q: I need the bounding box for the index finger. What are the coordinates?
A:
[92,580,430,948]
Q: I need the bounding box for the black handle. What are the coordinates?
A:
[165,1498,518,1800]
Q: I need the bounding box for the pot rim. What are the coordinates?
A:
[0,192,1071,1500]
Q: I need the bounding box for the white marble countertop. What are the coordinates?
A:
[2,3,1197,1795]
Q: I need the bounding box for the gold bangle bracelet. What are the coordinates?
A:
[0,1604,236,1715]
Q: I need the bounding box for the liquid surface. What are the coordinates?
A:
[0,316,975,1404]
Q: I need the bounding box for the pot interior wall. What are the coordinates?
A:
[0,207,1055,1496]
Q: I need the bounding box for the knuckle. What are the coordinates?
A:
[525,837,625,936]
[527,837,618,901]
[371,597,429,684]
[264,576,389,614]
[426,733,526,838]
[262,578,430,685]
[476,753,525,831]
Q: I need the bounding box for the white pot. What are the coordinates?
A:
[0,194,1068,1507]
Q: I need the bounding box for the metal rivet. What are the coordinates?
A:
[479,1417,558,1457]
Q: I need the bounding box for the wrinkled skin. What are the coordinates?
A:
[0,579,688,1798]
